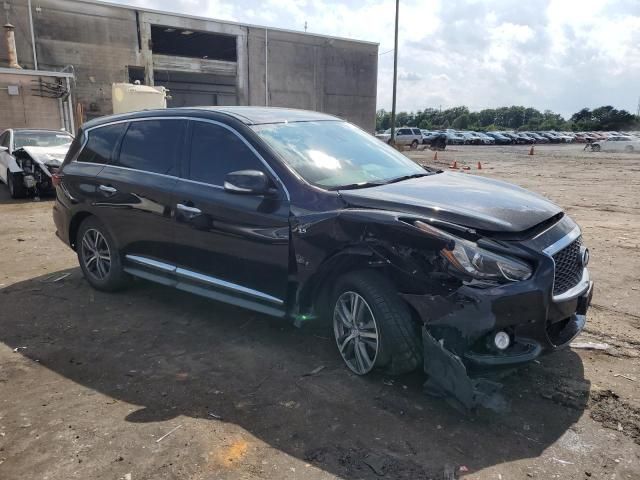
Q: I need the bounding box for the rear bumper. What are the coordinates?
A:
[52,194,71,248]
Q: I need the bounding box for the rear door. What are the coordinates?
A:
[171,119,290,314]
[94,118,186,270]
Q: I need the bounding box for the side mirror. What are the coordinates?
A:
[0,146,7,152]
[224,170,270,195]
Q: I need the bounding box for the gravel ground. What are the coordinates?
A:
[0,144,639,479]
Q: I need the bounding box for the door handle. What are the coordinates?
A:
[177,203,202,215]
[99,185,117,194]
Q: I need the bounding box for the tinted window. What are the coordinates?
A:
[398,129,411,135]
[0,132,8,148]
[189,121,263,185]
[117,120,185,175]
[412,128,421,135]
[76,123,127,164]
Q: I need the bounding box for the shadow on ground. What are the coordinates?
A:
[0,269,590,478]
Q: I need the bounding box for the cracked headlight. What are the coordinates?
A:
[414,220,532,282]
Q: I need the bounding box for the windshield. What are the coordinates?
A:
[252,121,427,189]
[14,131,73,149]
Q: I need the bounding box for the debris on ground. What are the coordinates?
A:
[302,365,325,377]
[155,424,183,443]
[208,412,222,420]
[570,342,609,350]
[50,273,71,282]
[12,346,27,353]
[613,373,636,382]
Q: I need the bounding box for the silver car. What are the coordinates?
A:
[375,127,423,149]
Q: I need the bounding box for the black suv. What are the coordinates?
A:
[53,107,593,408]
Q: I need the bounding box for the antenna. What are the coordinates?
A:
[636,96,640,117]
[304,21,307,32]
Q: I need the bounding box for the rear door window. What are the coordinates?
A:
[77,123,127,164]
[116,119,185,175]
[412,128,421,135]
[188,121,263,186]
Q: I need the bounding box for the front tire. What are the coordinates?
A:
[331,270,422,376]
[76,217,128,292]
[7,171,26,199]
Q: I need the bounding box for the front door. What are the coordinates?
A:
[171,119,290,314]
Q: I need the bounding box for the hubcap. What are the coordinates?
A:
[81,228,111,280]
[333,291,379,375]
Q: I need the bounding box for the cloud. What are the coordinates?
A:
[109,0,639,116]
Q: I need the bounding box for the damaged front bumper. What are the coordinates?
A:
[402,270,594,410]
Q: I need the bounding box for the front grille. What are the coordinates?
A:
[552,236,583,295]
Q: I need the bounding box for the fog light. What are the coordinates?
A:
[494,331,511,350]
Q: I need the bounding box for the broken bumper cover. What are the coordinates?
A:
[402,273,593,409]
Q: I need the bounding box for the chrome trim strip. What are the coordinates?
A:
[125,254,283,305]
[553,268,590,302]
[76,116,290,200]
[543,226,581,256]
[175,267,284,305]
[126,255,176,273]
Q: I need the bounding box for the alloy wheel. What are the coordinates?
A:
[333,291,380,375]
[81,228,112,280]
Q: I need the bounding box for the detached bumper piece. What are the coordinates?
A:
[422,328,508,412]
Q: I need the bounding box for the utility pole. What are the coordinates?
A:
[390,0,399,145]
[636,96,640,117]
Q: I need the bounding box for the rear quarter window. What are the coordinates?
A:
[76,123,127,164]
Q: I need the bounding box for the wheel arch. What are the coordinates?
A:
[68,211,94,250]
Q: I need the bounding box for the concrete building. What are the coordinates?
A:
[0,0,378,132]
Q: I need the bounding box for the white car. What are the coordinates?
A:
[592,135,640,153]
[375,127,423,149]
[0,128,73,198]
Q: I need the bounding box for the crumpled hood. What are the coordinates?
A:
[338,171,563,233]
[21,145,70,167]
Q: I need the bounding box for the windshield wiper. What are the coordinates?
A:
[330,181,385,191]
[383,173,430,185]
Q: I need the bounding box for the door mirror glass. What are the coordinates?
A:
[224,170,269,194]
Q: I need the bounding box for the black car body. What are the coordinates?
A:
[53,107,593,409]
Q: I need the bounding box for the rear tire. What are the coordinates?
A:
[410,140,418,150]
[76,217,128,292]
[625,145,634,152]
[592,144,601,152]
[7,171,26,199]
[331,270,422,376]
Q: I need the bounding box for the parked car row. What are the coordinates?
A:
[375,127,640,147]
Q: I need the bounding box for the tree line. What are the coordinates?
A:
[376,105,639,132]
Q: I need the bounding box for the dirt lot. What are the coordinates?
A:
[0,144,639,479]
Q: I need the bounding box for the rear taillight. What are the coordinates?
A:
[52,173,63,187]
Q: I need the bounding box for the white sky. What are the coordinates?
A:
[109,0,640,117]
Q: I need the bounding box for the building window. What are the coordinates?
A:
[151,25,237,62]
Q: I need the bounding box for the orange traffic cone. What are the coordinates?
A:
[434,151,438,161]
[529,145,534,155]
[477,161,482,169]
[449,160,458,169]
